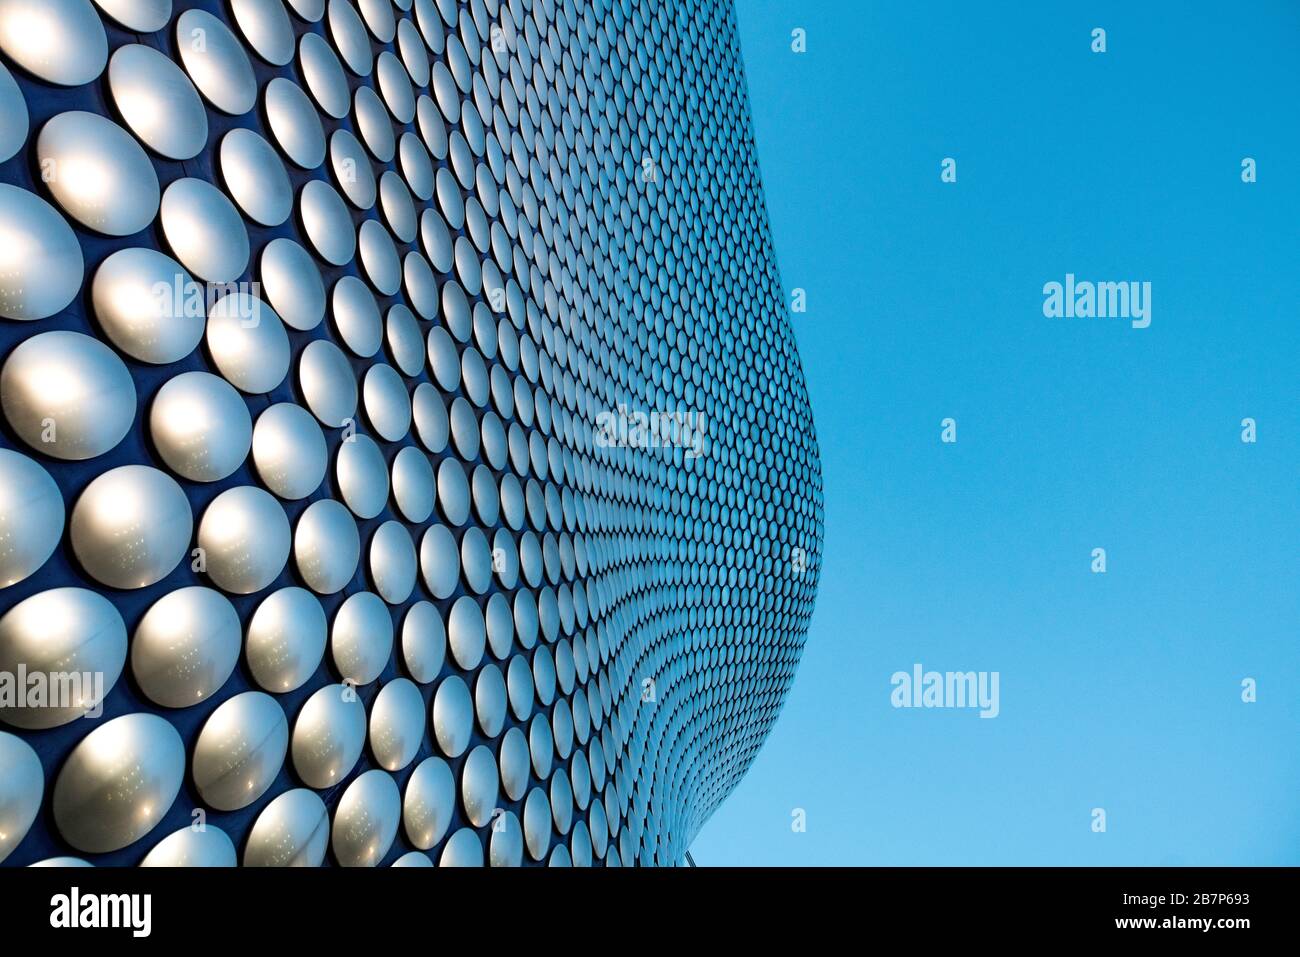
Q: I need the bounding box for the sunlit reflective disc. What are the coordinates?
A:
[140,825,236,867]
[150,371,251,482]
[252,402,328,500]
[161,177,249,283]
[244,788,328,866]
[91,247,204,363]
[220,128,292,226]
[265,76,326,168]
[0,449,64,588]
[131,586,240,707]
[52,713,185,853]
[260,237,326,331]
[0,0,108,87]
[108,43,208,160]
[37,111,159,236]
[291,683,366,788]
[0,732,43,862]
[1,331,134,461]
[205,292,289,394]
[0,185,82,321]
[245,586,327,693]
[192,691,288,810]
[0,63,28,164]
[197,485,291,595]
[330,590,392,685]
[332,769,399,866]
[70,466,192,589]
[0,587,125,728]
[176,8,257,115]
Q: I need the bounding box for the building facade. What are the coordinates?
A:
[0,0,822,866]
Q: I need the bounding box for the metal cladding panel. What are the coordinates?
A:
[0,0,822,868]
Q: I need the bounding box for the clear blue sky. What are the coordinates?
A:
[693,0,1299,865]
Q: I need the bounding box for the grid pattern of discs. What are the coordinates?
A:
[0,0,823,867]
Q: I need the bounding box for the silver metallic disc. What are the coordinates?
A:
[400,601,445,684]
[461,744,498,827]
[380,170,418,243]
[299,338,357,427]
[197,485,291,595]
[205,292,289,394]
[448,594,486,670]
[499,725,530,801]
[265,76,326,168]
[260,237,326,331]
[230,0,294,66]
[131,586,241,708]
[70,466,192,589]
[291,683,366,788]
[92,0,171,32]
[294,498,359,594]
[0,587,125,728]
[176,8,256,116]
[0,62,25,163]
[336,433,389,519]
[392,851,431,867]
[1,330,134,460]
[252,402,328,500]
[299,178,355,265]
[161,177,250,283]
[91,247,204,363]
[359,218,401,295]
[299,30,349,119]
[489,810,523,867]
[418,524,458,599]
[402,755,454,849]
[284,0,324,21]
[387,303,425,375]
[330,590,392,685]
[329,128,377,208]
[0,733,43,861]
[431,674,472,757]
[140,825,236,867]
[220,128,292,226]
[192,690,288,810]
[150,371,251,482]
[246,586,327,693]
[439,827,483,867]
[0,449,64,588]
[363,363,411,442]
[332,769,399,866]
[328,0,373,77]
[0,184,82,321]
[369,520,416,605]
[354,84,395,161]
[475,663,507,737]
[332,275,382,356]
[52,713,185,853]
[0,0,108,87]
[523,787,551,861]
[368,677,424,771]
[244,788,328,866]
[391,445,434,523]
[412,383,449,453]
[37,111,158,236]
[108,43,208,160]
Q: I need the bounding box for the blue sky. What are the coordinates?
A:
[693,0,1299,865]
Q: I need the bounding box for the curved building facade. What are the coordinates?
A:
[0,0,822,867]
